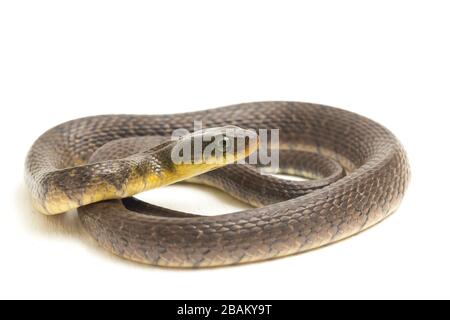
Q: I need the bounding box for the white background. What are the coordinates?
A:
[0,1,448,300]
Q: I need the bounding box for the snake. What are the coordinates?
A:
[25,101,410,267]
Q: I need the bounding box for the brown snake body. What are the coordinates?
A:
[25,102,410,267]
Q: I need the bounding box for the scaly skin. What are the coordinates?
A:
[25,102,410,267]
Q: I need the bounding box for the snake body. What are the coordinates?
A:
[25,102,410,267]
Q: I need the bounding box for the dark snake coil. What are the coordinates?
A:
[25,102,410,267]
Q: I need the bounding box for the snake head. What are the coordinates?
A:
[171,126,259,170]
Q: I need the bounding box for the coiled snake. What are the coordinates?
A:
[25,102,410,267]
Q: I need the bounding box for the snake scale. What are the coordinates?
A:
[25,102,410,267]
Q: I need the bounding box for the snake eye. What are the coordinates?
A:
[217,136,231,153]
